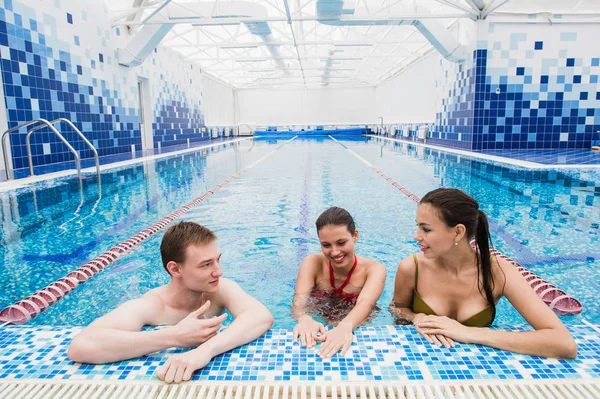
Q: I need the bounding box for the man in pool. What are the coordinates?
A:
[68,221,274,384]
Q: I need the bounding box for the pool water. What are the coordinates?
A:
[1,136,598,328]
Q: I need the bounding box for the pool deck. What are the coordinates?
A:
[0,136,253,192]
[368,135,600,169]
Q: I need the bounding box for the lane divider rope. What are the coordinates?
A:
[329,135,583,316]
[0,136,298,326]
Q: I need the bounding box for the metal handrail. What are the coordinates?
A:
[26,122,81,180]
[27,118,100,181]
[2,118,57,180]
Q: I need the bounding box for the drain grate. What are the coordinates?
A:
[1,380,599,399]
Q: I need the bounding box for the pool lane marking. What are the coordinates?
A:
[0,136,298,326]
[329,135,583,316]
[296,145,313,265]
[328,136,422,202]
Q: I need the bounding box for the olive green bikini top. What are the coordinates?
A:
[411,254,494,327]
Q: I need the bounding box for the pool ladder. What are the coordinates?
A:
[1,118,100,182]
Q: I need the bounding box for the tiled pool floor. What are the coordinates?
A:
[1,325,598,382]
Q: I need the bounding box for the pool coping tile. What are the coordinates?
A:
[0,325,598,382]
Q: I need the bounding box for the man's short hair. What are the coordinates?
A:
[160,221,217,274]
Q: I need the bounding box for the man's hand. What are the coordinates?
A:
[172,301,227,347]
[156,348,212,384]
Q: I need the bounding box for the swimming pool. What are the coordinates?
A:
[1,136,599,328]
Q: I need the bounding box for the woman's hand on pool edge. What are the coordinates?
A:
[414,315,473,346]
[293,315,327,348]
[156,348,212,384]
[315,321,353,358]
[410,313,453,349]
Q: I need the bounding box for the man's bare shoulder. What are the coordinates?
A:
[207,278,268,318]
[139,286,169,305]
[207,278,256,307]
[205,278,241,300]
[122,286,170,314]
[88,286,168,329]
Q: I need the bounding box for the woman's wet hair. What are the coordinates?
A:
[316,207,356,234]
[420,188,497,320]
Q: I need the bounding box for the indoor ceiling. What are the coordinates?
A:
[105,0,600,89]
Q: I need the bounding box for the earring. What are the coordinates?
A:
[454,241,458,246]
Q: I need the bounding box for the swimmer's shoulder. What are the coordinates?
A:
[360,255,387,276]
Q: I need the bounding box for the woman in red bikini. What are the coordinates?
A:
[291,207,386,358]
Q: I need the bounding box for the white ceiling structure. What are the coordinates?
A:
[105,0,600,89]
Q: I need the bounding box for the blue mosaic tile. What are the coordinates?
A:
[0,325,598,382]
[431,24,600,151]
[0,0,208,174]
[153,96,208,149]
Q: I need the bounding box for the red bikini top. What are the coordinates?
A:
[328,255,359,299]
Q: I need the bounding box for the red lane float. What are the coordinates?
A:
[0,142,293,326]
[490,250,583,316]
[369,165,583,316]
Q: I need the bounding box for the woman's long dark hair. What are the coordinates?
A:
[420,188,497,320]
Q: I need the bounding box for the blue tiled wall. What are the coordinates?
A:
[432,22,600,151]
[153,80,207,148]
[154,100,207,148]
[430,49,482,150]
[0,0,140,170]
[479,24,600,150]
[0,0,206,172]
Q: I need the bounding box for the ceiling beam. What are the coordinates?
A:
[111,1,495,88]
[112,13,471,26]
[429,0,479,19]
[165,40,423,49]
[464,0,486,12]
[191,54,417,62]
[282,0,307,86]
[482,0,510,18]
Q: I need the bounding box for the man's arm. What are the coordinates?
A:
[68,296,223,364]
[201,279,274,356]
[157,279,274,383]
